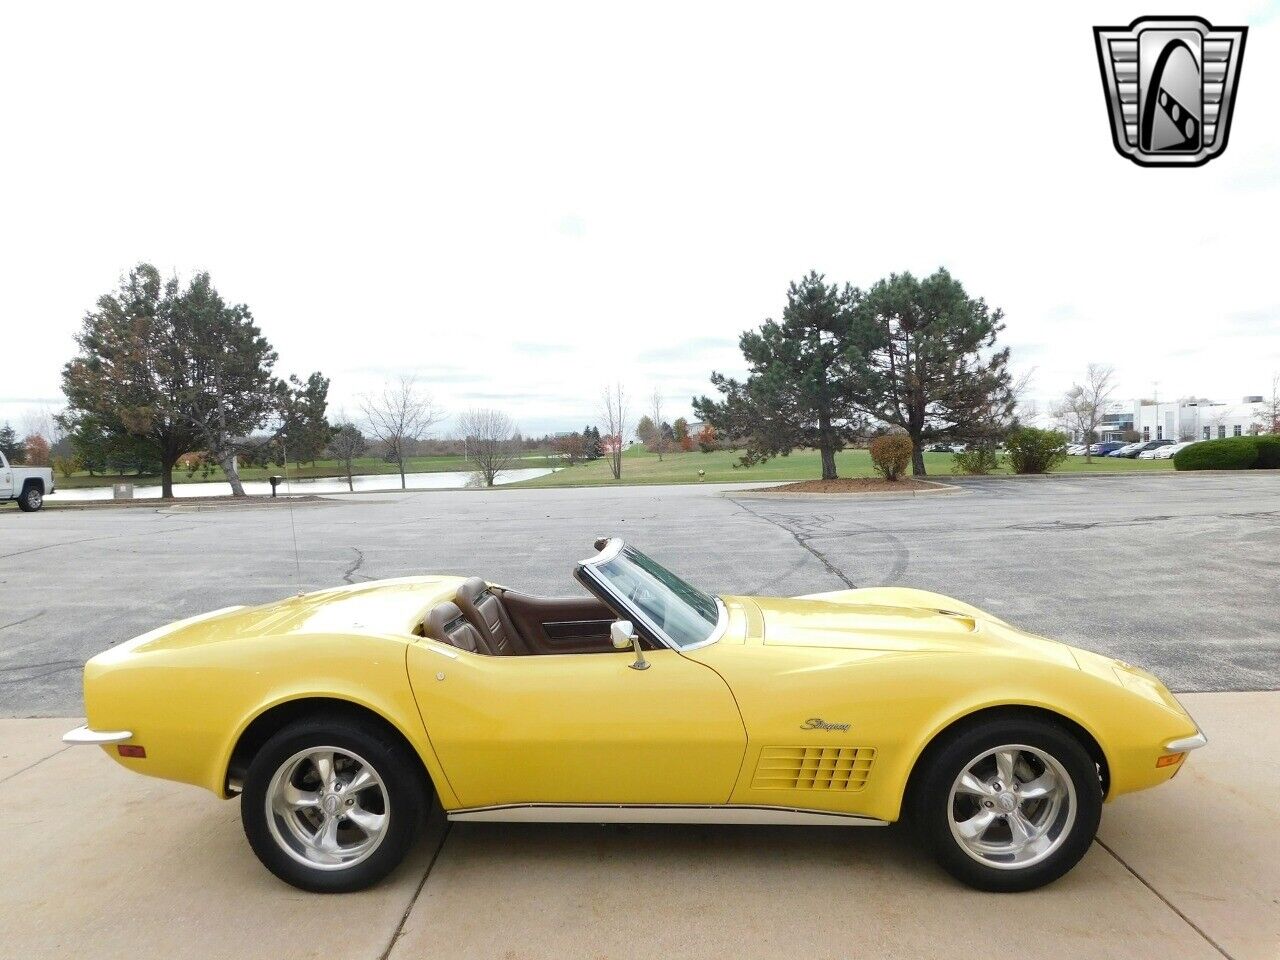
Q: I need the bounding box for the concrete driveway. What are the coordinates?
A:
[2,691,1274,960]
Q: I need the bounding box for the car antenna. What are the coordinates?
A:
[280,432,304,597]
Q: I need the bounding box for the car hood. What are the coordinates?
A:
[744,588,1078,666]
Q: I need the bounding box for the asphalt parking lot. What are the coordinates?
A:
[3,471,1279,715]
[2,473,1278,958]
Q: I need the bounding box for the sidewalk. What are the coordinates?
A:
[2,693,1274,959]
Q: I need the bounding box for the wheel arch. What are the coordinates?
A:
[902,703,1111,817]
[223,695,434,800]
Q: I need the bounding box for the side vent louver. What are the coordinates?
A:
[752,746,876,791]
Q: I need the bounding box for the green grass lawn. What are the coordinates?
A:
[53,453,560,489]
[513,447,1175,488]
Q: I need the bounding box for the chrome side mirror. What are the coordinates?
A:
[610,620,649,671]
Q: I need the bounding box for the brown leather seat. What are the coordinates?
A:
[421,601,492,654]
[455,577,523,655]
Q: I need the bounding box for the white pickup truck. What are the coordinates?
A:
[1,450,54,511]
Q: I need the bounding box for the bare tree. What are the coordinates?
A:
[1054,365,1116,462]
[600,383,630,480]
[20,406,63,447]
[458,408,519,487]
[648,390,669,461]
[326,414,368,492]
[1255,373,1280,434]
[360,376,443,490]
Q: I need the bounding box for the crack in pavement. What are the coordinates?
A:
[0,659,83,684]
[379,820,452,960]
[0,525,199,561]
[0,744,72,788]
[343,547,367,584]
[0,610,45,632]
[1008,508,1280,534]
[727,497,856,589]
[1095,837,1234,959]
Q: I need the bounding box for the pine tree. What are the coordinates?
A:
[0,422,21,463]
[847,268,1013,476]
[693,272,864,480]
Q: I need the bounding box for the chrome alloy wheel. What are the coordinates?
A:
[947,743,1076,870]
[265,746,390,870]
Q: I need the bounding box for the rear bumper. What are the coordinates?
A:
[63,725,132,745]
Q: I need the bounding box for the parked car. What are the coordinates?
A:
[1090,441,1128,456]
[1106,443,1143,457]
[1153,441,1195,459]
[1066,444,1087,456]
[0,450,54,511]
[66,537,1205,895]
[1113,440,1174,459]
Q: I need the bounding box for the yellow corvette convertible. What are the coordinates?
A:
[65,538,1204,893]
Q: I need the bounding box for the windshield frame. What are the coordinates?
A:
[577,539,727,651]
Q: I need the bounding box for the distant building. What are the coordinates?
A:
[1136,398,1261,442]
[1059,396,1266,443]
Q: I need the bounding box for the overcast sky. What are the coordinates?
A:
[2,1,1277,438]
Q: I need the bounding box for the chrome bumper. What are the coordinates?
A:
[62,725,132,745]
[1165,730,1207,753]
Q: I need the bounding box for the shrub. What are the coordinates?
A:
[1005,427,1068,474]
[953,445,1000,475]
[1174,436,1259,471]
[696,424,718,453]
[869,434,913,480]
[51,455,80,479]
[1256,434,1280,469]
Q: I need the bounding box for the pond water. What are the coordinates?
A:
[46,467,556,501]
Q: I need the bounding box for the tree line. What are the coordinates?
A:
[51,264,546,496]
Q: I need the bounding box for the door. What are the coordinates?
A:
[0,453,11,499]
[407,642,746,808]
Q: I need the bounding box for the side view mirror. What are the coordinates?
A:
[610,620,649,671]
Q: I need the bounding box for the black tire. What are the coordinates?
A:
[241,714,429,893]
[17,484,43,512]
[911,716,1102,892]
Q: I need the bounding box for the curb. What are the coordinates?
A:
[727,480,961,500]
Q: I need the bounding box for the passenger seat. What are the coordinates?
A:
[455,577,524,655]
[421,601,492,655]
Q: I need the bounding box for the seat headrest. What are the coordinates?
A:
[456,577,488,604]
[423,601,466,642]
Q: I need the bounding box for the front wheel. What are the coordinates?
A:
[17,485,43,511]
[241,715,429,893]
[911,717,1102,892]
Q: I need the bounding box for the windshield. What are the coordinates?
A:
[591,543,721,649]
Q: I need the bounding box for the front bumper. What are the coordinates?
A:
[62,725,132,745]
[1165,730,1207,753]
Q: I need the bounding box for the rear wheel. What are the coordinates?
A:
[912,717,1102,892]
[17,484,43,512]
[241,715,429,892]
